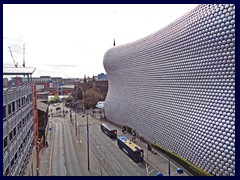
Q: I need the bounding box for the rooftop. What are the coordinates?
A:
[3,67,36,75]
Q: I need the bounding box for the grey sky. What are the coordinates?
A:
[3,4,198,78]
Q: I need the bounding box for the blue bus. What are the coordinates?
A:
[117,136,144,162]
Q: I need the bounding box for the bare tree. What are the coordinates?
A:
[84,88,101,109]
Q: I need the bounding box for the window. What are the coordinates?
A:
[13,127,16,137]
[17,99,21,109]
[22,97,24,106]
[8,104,11,117]
[3,106,6,120]
[14,152,18,160]
[11,157,14,167]
[4,136,7,149]
[12,101,15,114]
[9,131,13,141]
[29,94,32,101]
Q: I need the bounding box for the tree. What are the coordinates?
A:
[49,94,60,103]
[84,88,101,109]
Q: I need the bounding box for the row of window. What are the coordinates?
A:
[3,94,33,121]
[4,124,34,176]
[4,109,33,150]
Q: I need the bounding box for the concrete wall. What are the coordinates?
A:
[103,4,235,176]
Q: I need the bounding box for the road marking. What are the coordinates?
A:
[106,153,111,160]
[64,165,67,176]
[112,162,120,171]
[149,169,154,174]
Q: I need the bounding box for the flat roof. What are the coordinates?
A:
[37,100,48,112]
[3,67,36,75]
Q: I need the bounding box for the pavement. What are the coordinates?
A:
[38,120,54,176]
[36,107,190,176]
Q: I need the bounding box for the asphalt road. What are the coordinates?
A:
[72,110,149,176]
[49,103,183,176]
[50,105,83,176]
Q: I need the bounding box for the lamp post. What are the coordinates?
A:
[87,110,90,171]
[75,106,77,137]
[62,100,65,117]
[72,102,77,137]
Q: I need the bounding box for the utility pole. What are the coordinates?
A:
[75,107,77,137]
[168,158,171,176]
[87,111,90,171]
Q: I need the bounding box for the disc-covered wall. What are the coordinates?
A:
[103,4,235,176]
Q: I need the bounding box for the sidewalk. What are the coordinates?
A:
[38,121,55,176]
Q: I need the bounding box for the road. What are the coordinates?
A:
[50,105,83,176]
[72,109,153,176]
[49,103,186,176]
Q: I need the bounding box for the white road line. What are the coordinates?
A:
[106,153,111,160]
[64,165,67,176]
[112,162,120,171]
[149,169,154,174]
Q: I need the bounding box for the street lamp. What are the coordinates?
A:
[82,110,90,171]
[71,101,78,137]
[87,110,90,171]
[75,105,77,137]
[62,99,65,117]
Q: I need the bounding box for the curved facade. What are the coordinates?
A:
[103,4,235,176]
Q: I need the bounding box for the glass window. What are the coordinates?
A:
[13,127,16,137]
[8,104,11,117]
[18,99,21,109]
[12,101,15,113]
[11,157,14,167]
[22,117,25,125]
[4,136,7,149]
[9,131,13,141]
[3,106,6,120]
[22,97,24,106]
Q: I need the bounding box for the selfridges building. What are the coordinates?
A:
[103,4,235,176]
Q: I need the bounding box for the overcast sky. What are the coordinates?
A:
[3,4,198,78]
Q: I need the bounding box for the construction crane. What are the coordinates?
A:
[8,46,19,86]
[8,46,18,68]
[23,44,25,67]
